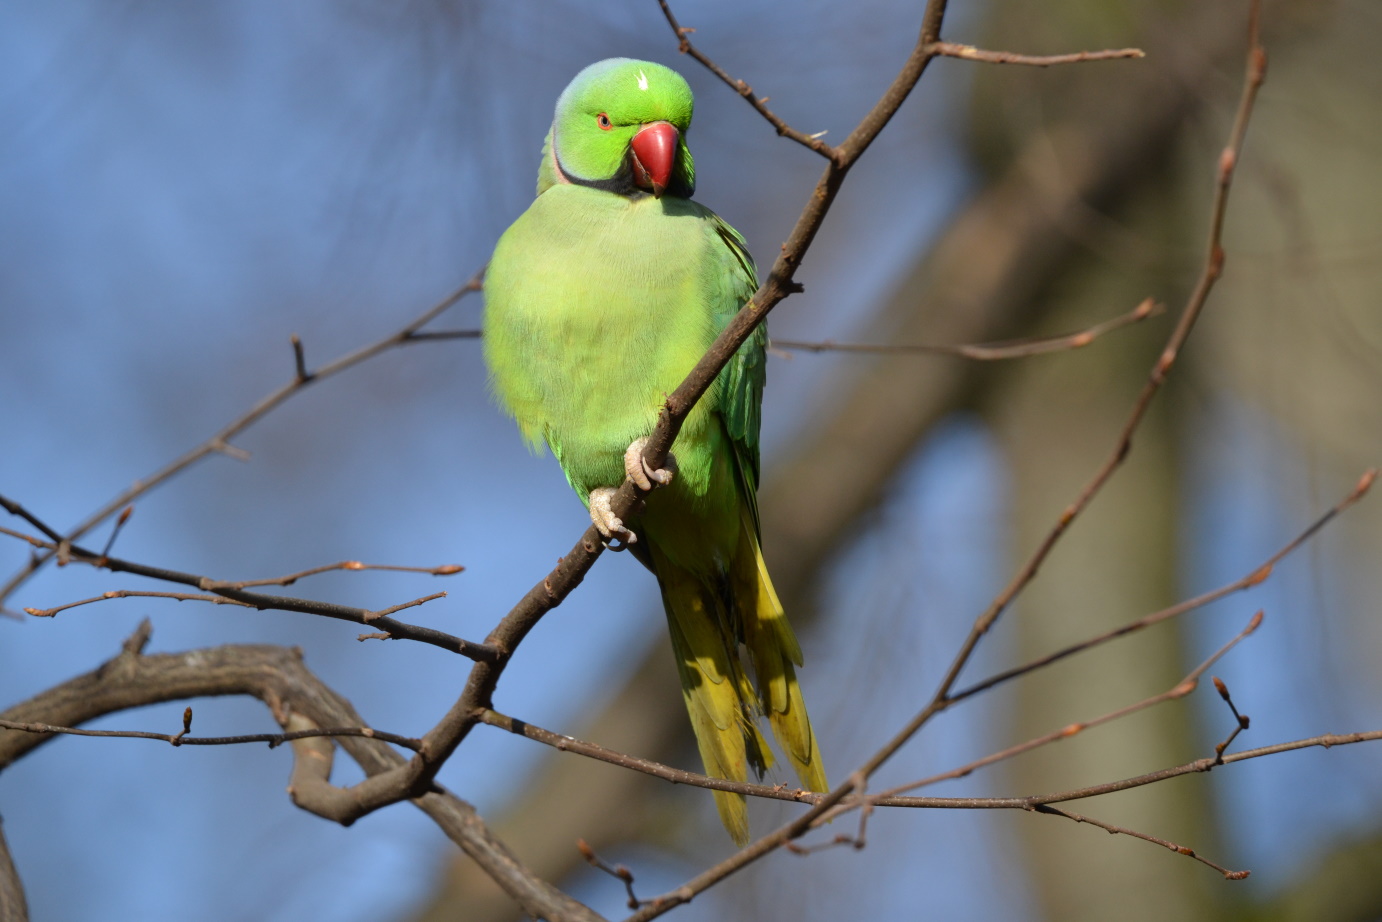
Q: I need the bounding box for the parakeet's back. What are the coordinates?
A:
[483,57,827,845]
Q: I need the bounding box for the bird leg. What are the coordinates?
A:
[588,439,675,548]
[624,437,677,492]
[589,487,636,548]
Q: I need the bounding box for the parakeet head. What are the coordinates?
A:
[540,58,697,200]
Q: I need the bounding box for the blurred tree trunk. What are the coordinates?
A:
[969,0,1221,917]
[978,2,1382,920]
[983,198,1218,920]
[966,3,1238,918]
[1201,4,1382,920]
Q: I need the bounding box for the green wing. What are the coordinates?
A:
[707,216,767,528]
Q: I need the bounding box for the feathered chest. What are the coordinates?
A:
[483,186,727,448]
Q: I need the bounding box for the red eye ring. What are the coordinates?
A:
[596,113,613,130]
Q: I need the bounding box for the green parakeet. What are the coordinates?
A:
[483,58,827,844]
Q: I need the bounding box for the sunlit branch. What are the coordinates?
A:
[772,297,1158,359]
[933,42,1144,67]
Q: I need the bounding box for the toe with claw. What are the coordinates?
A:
[589,487,636,549]
[624,437,678,492]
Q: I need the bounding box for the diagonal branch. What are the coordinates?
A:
[407,0,967,796]
[656,0,837,158]
[623,4,1270,917]
[0,269,485,609]
[1031,804,1248,880]
[928,0,1268,710]
[878,610,1265,798]
[948,468,1374,705]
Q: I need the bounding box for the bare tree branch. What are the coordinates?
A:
[478,699,1382,819]
[23,590,257,619]
[0,500,498,662]
[0,716,423,752]
[880,610,1265,798]
[618,5,1273,917]
[1030,804,1248,880]
[771,297,1159,359]
[933,42,1145,67]
[656,0,838,158]
[0,624,606,922]
[928,0,1268,709]
[948,468,1374,705]
[0,269,485,609]
[200,560,464,590]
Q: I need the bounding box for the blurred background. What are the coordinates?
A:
[2,1,1381,920]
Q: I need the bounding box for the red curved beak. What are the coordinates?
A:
[629,121,679,198]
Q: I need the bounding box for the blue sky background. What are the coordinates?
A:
[2,2,1381,921]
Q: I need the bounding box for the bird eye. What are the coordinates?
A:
[596,113,613,130]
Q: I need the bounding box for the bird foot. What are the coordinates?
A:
[589,487,636,549]
[625,437,677,492]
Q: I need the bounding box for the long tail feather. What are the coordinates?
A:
[655,547,771,845]
[735,506,828,794]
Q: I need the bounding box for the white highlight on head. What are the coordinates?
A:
[637,69,649,91]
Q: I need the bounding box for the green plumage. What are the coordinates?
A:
[484,58,826,844]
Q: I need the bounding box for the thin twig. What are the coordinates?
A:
[1211,676,1251,763]
[0,499,499,662]
[949,470,1373,704]
[656,0,838,159]
[0,525,45,549]
[364,591,447,623]
[478,705,1382,819]
[290,334,310,383]
[878,610,1264,798]
[200,560,464,590]
[401,329,481,342]
[98,506,134,558]
[0,717,423,751]
[1032,804,1249,880]
[577,840,647,910]
[24,590,256,618]
[934,42,1144,67]
[784,834,863,856]
[772,297,1158,359]
[0,269,485,607]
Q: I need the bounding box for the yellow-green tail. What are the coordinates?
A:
[732,506,828,796]
[652,512,827,845]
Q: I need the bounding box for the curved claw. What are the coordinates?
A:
[589,487,637,547]
[625,437,678,492]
